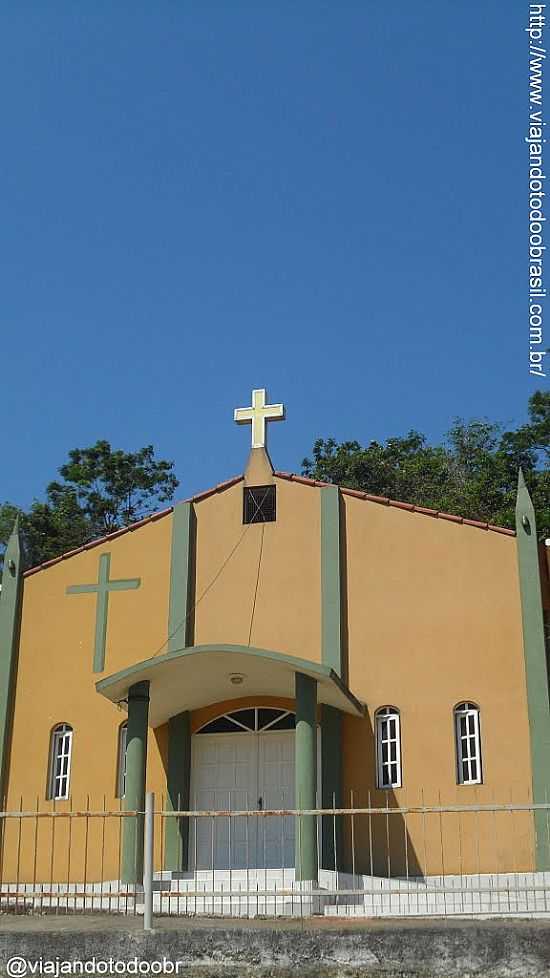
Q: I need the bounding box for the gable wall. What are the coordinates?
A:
[192,478,322,661]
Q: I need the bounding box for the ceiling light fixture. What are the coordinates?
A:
[229,673,245,685]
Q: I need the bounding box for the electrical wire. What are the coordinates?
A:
[247,523,265,647]
[149,523,252,659]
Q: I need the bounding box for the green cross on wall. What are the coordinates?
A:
[66,553,141,673]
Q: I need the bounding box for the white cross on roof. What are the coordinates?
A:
[234,388,285,449]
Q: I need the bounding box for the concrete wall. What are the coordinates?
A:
[2,919,550,978]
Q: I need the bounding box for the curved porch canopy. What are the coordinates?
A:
[96,644,365,726]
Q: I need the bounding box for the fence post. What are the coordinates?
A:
[143,792,154,931]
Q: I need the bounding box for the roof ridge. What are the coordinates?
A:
[22,467,515,578]
[23,474,245,577]
[273,471,516,537]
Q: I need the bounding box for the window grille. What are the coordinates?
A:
[455,702,482,784]
[375,707,402,788]
[197,708,295,734]
[117,722,128,798]
[48,724,73,800]
[243,486,276,524]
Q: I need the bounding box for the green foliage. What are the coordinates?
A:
[302,391,550,537]
[48,440,178,537]
[0,441,179,568]
[0,396,547,571]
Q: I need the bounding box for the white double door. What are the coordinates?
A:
[191,731,295,870]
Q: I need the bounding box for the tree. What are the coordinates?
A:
[48,441,178,537]
[0,495,92,570]
[302,391,550,537]
[0,441,179,568]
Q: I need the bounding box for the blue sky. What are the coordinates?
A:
[0,1,537,506]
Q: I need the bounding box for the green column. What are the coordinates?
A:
[516,469,550,870]
[295,672,318,881]
[320,486,342,676]
[321,705,343,870]
[164,711,191,871]
[319,485,344,874]
[122,681,150,884]
[168,502,194,653]
[0,519,24,805]
[164,503,194,869]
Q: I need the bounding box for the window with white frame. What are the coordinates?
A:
[375,707,402,788]
[197,708,295,734]
[454,702,482,784]
[116,722,128,798]
[48,724,73,800]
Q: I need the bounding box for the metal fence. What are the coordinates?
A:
[1,795,550,922]
[0,800,141,917]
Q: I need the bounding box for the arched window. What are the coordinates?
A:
[197,708,295,734]
[116,722,128,798]
[454,702,482,784]
[48,724,73,800]
[375,707,402,789]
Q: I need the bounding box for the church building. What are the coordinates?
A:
[0,390,549,890]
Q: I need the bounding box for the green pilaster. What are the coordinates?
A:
[320,704,343,870]
[320,486,344,871]
[515,470,550,870]
[0,520,24,805]
[164,711,191,871]
[121,681,150,884]
[163,503,194,869]
[321,486,342,676]
[295,672,318,881]
[168,502,194,653]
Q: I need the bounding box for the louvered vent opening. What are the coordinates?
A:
[243,485,276,524]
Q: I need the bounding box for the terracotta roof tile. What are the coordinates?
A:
[489,525,516,536]
[388,499,416,512]
[183,474,243,504]
[150,508,172,522]
[35,556,63,570]
[23,466,516,579]
[341,487,367,500]
[24,507,175,577]
[274,471,516,538]
[363,492,390,504]
[101,527,130,541]
[283,474,326,487]
[61,547,85,559]
[23,478,244,577]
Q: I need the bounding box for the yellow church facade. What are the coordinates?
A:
[0,390,549,889]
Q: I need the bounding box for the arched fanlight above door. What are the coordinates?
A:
[197,707,295,734]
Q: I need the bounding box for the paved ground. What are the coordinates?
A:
[1,911,550,931]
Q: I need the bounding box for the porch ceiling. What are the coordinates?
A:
[95,644,365,726]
